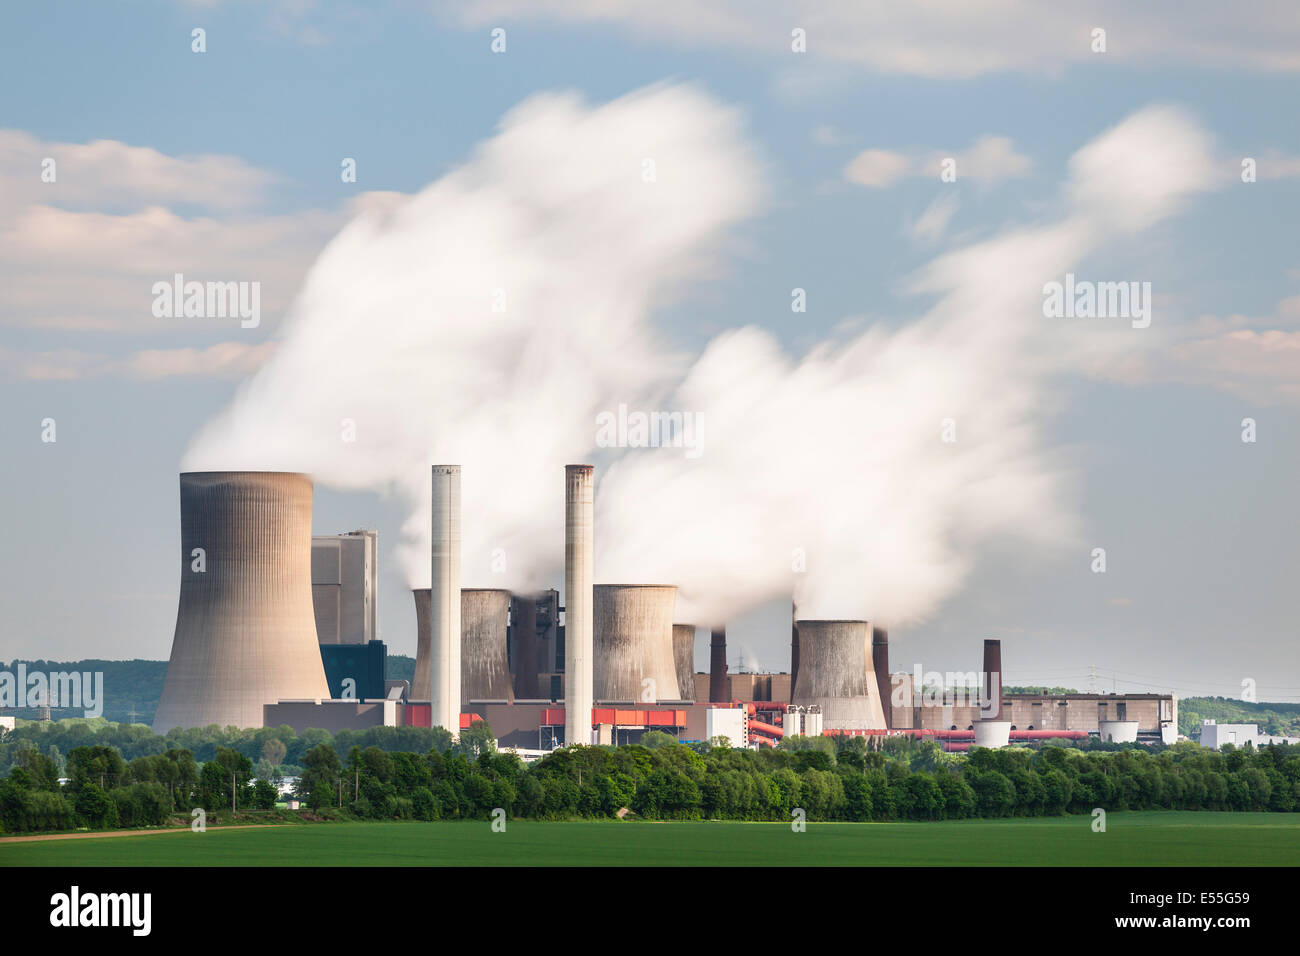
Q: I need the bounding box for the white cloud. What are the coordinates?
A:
[845,135,1032,188]
[907,193,960,242]
[0,341,276,381]
[441,0,1300,77]
[1098,293,1300,405]
[0,130,353,334]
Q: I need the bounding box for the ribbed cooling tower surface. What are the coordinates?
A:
[412,588,431,700]
[672,624,696,702]
[462,588,513,701]
[594,585,679,702]
[154,472,331,733]
[790,620,887,731]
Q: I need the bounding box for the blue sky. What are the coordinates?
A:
[2,1,1298,702]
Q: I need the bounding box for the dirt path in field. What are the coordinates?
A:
[0,824,283,844]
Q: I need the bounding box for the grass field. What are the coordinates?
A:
[2,812,1297,866]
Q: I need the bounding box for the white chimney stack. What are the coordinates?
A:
[430,465,462,735]
[565,465,594,746]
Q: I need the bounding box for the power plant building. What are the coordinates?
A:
[311,529,378,645]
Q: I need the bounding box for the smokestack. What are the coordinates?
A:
[462,588,513,701]
[672,625,696,702]
[564,465,594,746]
[791,620,886,730]
[593,585,678,702]
[154,472,330,733]
[709,627,728,702]
[872,626,891,730]
[510,593,541,699]
[791,601,799,690]
[430,465,461,735]
[981,638,1004,721]
[412,588,431,700]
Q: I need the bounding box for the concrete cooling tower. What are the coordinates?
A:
[154,472,330,733]
[594,584,679,702]
[411,588,432,701]
[790,620,887,730]
[412,587,513,702]
[672,624,696,702]
[462,588,513,702]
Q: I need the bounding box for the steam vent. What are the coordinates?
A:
[593,584,679,702]
[790,620,887,730]
[154,472,330,733]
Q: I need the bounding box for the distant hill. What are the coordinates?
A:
[1178,697,1300,739]
[0,654,418,725]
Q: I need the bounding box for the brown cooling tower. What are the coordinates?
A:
[462,588,513,701]
[791,620,887,730]
[672,624,696,702]
[593,584,679,702]
[709,627,728,702]
[154,472,330,733]
[413,587,514,702]
[872,625,892,730]
[982,638,1004,720]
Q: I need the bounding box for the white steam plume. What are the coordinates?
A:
[596,105,1216,626]
[183,84,763,588]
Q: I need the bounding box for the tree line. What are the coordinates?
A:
[2,720,1296,833]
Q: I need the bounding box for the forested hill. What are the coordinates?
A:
[0,656,417,725]
[1179,698,1300,739]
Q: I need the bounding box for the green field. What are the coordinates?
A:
[2,812,1297,866]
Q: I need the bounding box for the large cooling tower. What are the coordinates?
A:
[462,588,513,701]
[594,585,679,702]
[565,465,594,745]
[413,587,515,702]
[790,620,887,730]
[430,465,461,734]
[672,625,696,702]
[412,588,431,700]
[154,472,330,733]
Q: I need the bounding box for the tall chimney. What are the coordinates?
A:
[564,465,594,746]
[872,626,891,730]
[430,465,461,735]
[709,627,728,702]
[981,638,1004,721]
[791,601,799,690]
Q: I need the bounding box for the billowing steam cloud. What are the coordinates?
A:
[183,84,763,587]
[597,105,1216,625]
[186,89,1216,628]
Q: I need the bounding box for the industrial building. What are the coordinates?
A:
[311,529,378,645]
[154,468,1179,752]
